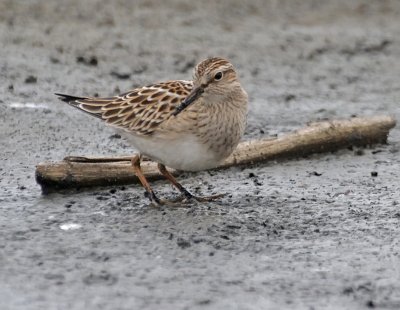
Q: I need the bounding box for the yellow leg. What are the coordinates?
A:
[157,163,225,202]
[132,155,161,205]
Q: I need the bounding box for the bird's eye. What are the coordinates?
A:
[214,72,223,80]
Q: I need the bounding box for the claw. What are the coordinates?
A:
[191,193,225,202]
[173,192,225,203]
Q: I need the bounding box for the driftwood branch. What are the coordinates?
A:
[36,115,396,192]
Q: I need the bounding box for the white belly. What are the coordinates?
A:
[121,132,221,171]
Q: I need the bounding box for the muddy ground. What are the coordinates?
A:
[1,1,400,309]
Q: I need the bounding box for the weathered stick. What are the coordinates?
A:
[36,115,396,192]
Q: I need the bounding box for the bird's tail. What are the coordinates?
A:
[55,93,87,106]
[55,93,103,118]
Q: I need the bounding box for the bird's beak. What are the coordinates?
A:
[173,86,204,116]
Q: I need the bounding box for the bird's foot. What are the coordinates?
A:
[144,190,162,207]
[144,190,224,207]
[174,189,225,203]
[144,191,191,208]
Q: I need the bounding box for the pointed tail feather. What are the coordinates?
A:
[55,93,88,106]
[55,93,103,119]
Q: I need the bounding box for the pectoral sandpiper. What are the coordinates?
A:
[56,57,248,206]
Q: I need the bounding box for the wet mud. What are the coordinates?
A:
[1,1,400,309]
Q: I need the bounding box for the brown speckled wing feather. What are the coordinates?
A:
[57,80,193,136]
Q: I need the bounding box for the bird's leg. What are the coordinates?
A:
[132,155,161,206]
[157,163,225,202]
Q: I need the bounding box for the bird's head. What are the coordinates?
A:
[173,57,243,116]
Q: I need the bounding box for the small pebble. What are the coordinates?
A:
[176,238,191,249]
[76,55,98,66]
[366,300,375,308]
[25,75,37,83]
[109,134,121,139]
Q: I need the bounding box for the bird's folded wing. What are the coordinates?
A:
[57,80,193,136]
